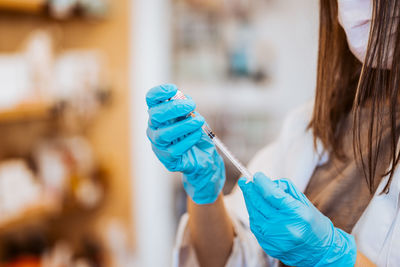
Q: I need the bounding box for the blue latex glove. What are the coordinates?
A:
[238,172,357,267]
[146,84,226,204]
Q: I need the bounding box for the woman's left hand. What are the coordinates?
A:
[238,172,357,267]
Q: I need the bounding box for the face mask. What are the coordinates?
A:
[337,0,373,63]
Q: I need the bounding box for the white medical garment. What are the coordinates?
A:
[173,101,400,267]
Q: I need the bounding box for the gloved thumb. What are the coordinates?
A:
[238,177,250,194]
[274,179,311,207]
[240,172,299,210]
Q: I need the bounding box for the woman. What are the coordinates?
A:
[146,0,400,266]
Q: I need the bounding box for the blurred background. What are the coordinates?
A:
[0,0,318,266]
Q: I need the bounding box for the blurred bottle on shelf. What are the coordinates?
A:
[173,0,273,85]
[0,30,110,122]
[34,136,105,210]
[49,0,109,19]
[0,135,105,234]
[0,160,42,221]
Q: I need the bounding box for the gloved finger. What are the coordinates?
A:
[146,84,178,108]
[166,130,203,157]
[239,177,265,224]
[147,115,205,145]
[148,99,196,128]
[252,172,300,210]
[275,178,311,207]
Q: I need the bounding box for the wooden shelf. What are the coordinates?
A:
[184,0,224,11]
[0,0,108,19]
[0,198,60,232]
[0,0,46,14]
[0,103,58,124]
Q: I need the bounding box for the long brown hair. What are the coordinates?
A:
[310,0,400,193]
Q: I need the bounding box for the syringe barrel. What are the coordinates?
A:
[211,135,253,181]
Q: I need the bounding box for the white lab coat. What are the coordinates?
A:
[173,102,400,267]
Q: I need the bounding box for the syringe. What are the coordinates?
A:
[171,90,254,182]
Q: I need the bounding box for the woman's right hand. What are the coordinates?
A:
[146,84,226,205]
